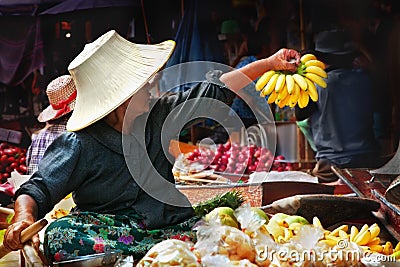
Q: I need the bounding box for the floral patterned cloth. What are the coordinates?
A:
[44,211,199,262]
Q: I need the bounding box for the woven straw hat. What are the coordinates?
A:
[38,75,77,122]
[66,30,175,131]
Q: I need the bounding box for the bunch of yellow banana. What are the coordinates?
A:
[255,53,327,109]
[315,220,400,259]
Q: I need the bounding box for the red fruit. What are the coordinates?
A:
[0,155,7,164]
[238,154,246,163]
[277,166,284,172]
[223,141,231,151]
[2,172,10,179]
[10,162,18,170]
[3,149,13,156]
[19,165,27,174]
[19,157,26,164]
[284,165,293,171]
[7,157,15,164]
[218,165,227,172]
[275,155,285,161]
[0,142,8,150]
[248,165,256,172]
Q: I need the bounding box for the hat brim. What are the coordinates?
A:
[37,101,75,122]
[66,31,176,132]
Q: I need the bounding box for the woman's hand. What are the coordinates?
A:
[268,48,300,72]
[3,220,39,251]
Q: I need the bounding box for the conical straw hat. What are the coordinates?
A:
[67,30,175,131]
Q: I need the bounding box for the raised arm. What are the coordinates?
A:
[220,48,300,92]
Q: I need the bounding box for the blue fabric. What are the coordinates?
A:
[310,68,378,163]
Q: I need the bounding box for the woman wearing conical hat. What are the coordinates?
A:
[3,30,300,262]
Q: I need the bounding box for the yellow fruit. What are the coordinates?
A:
[205,207,239,228]
[289,83,300,107]
[392,250,400,260]
[305,77,318,102]
[367,237,380,246]
[286,74,295,95]
[349,226,359,242]
[261,73,279,96]
[369,245,384,253]
[250,207,269,223]
[300,54,317,63]
[354,230,371,246]
[283,215,309,226]
[383,241,393,255]
[256,70,276,91]
[305,72,327,88]
[276,93,290,108]
[329,225,348,237]
[304,59,325,69]
[266,220,285,241]
[276,84,288,101]
[275,73,286,93]
[305,66,328,78]
[368,223,380,239]
[298,89,309,108]
[292,74,308,91]
[269,213,290,226]
[394,241,400,252]
[267,90,278,103]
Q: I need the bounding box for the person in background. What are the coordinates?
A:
[26,75,76,175]
[229,31,271,128]
[296,29,380,182]
[3,30,300,261]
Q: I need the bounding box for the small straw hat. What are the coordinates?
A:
[38,75,77,122]
[66,30,175,131]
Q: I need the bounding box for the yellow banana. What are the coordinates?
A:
[298,89,309,108]
[329,224,348,237]
[277,93,290,108]
[306,66,328,78]
[276,84,288,101]
[305,72,327,88]
[300,53,317,63]
[394,241,400,252]
[324,235,341,242]
[349,226,359,242]
[304,59,326,69]
[261,73,279,96]
[292,74,308,91]
[368,223,380,239]
[354,230,371,246]
[383,241,393,255]
[267,90,278,104]
[285,74,295,95]
[392,250,400,260]
[369,245,384,253]
[256,70,276,91]
[367,237,380,246]
[289,83,300,107]
[275,73,286,93]
[305,77,318,102]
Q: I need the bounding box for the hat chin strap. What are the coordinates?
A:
[51,90,77,118]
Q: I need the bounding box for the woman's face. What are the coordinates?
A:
[130,85,151,115]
